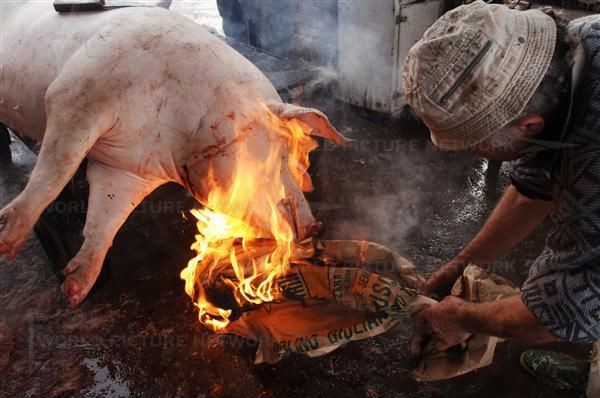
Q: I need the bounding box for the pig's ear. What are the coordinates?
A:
[266,102,349,145]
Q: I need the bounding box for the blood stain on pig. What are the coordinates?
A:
[226,112,236,121]
[240,122,255,134]
[180,164,199,199]
[198,134,241,160]
[210,122,220,132]
[201,145,226,159]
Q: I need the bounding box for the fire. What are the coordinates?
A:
[180,107,318,331]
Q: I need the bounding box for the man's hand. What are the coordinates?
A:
[422,256,470,298]
[417,295,560,348]
[416,296,472,351]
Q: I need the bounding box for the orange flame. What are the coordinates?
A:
[180,109,318,331]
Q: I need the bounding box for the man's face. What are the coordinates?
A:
[470,114,545,161]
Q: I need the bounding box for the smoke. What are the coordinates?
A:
[310,127,437,255]
[328,191,421,252]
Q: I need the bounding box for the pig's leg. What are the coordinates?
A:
[0,107,113,260]
[61,160,164,307]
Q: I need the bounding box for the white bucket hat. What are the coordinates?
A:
[402,1,556,150]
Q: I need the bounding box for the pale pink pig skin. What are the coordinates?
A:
[0,1,345,308]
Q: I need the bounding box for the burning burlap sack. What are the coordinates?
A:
[224,240,435,363]
[223,240,518,381]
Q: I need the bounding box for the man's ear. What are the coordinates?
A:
[515,114,545,137]
[266,101,349,145]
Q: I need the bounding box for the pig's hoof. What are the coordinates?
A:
[0,206,29,260]
[61,277,85,308]
[61,257,102,308]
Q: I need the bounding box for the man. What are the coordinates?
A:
[402,1,599,395]
[216,0,292,57]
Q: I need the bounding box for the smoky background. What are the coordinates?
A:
[169,0,505,267]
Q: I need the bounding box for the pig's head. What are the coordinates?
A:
[183,101,347,242]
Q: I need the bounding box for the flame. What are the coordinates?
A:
[180,108,318,331]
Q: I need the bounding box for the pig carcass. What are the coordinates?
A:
[0,1,345,307]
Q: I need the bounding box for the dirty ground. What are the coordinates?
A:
[0,1,593,396]
[0,93,591,397]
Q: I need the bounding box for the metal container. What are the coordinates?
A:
[337,0,443,115]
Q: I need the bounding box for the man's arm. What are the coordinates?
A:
[417,295,559,351]
[424,185,554,296]
[456,184,554,263]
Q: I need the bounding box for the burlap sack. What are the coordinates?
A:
[221,241,518,381]
[410,265,519,381]
[224,240,436,363]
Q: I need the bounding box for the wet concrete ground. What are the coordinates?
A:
[0,93,592,397]
[0,3,595,396]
